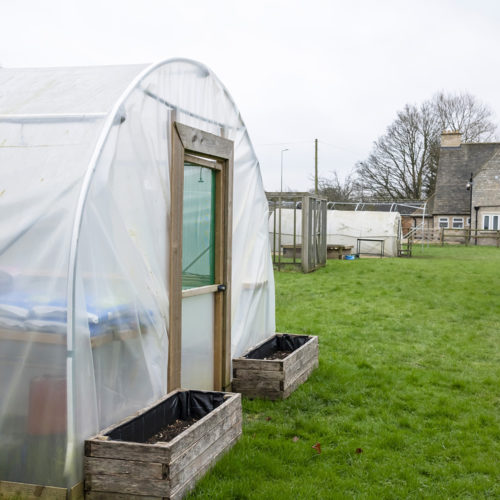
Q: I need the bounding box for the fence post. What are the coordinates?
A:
[278,195,282,271]
[272,202,277,267]
[301,196,310,273]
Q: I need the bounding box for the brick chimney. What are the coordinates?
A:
[441,130,462,147]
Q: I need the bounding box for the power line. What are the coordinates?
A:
[317,140,359,154]
[255,139,360,155]
[254,140,312,146]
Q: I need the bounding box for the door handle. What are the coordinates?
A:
[217,284,226,292]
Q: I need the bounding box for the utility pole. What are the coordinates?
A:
[280,148,289,193]
[314,138,318,194]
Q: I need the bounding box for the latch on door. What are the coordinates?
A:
[217,284,226,292]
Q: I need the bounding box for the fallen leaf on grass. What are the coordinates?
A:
[355,448,363,454]
[312,442,321,454]
[292,436,300,442]
[266,416,272,421]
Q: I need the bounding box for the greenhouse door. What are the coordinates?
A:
[169,122,233,392]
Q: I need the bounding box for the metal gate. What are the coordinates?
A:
[268,192,327,273]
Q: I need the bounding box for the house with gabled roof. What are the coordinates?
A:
[432,131,500,238]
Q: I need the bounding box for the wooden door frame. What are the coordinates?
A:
[169,122,233,392]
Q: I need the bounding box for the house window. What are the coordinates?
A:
[467,217,471,226]
[439,217,449,228]
[452,217,464,229]
[483,214,499,230]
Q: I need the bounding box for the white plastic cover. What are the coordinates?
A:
[273,209,401,257]
[181,293,214,390]
[0,59,275,488]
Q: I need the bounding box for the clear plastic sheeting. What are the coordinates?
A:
[0,59,275,488]
[181,294,214,390]
[273,209,402,257]
[327,210,402,256]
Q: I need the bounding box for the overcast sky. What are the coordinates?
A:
[2,0,500,191]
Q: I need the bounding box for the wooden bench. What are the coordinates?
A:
[326,245,353,259]
[282,244,354,260]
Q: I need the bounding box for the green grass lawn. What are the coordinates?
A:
[189,245,500,499]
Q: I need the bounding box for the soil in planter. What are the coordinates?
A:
[264,350,293,360]
[244,334,311,360]
[145,417,199,443]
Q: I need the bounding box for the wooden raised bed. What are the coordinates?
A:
[232,333,318,400]
[84,389,241,500]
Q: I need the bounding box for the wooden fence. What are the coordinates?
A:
[440,228,500,247]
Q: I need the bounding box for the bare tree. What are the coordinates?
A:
[313,171,357,201]
[356,103,440,200]
[356,92,497,200]
[433,91,497,142]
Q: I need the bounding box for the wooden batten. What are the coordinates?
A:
[175,123,233,160]
[168,121,184,392]
[233,368,285,381]
[85,457,165,479]
[181,284,218,298]
[184,153,221,170]
[85,476,170,497]
[232,378,282,392]
[222,135,233,391]
[232,358,283,372]
[86,493,162,500]
[85,439,171,464]
[213,158,225,390]
[0,480,84,500]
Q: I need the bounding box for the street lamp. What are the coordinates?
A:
[280,148,289,193]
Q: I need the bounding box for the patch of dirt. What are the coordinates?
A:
[146,417,199,443]
[264,350,293,360]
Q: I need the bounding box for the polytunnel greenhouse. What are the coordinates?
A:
[0,59,275,490]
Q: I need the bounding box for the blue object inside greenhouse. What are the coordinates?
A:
[0,271,145,338]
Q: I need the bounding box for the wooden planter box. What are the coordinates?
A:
[232,334,318,400]
[84,390,241,500]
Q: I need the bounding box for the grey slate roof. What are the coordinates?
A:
[433,143,500,215]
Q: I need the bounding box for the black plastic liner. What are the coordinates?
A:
[106,390,225,443]
[244,334,311,360]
